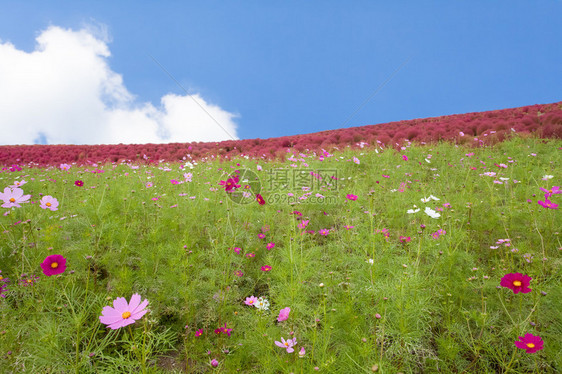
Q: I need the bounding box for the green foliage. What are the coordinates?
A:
[0,136,561,373]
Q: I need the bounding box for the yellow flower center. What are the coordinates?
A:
[51,262,59,269]
[0,276,3,280]
[122,311,131,319]
[9,198,15,203]
[526,343,535,348]
[284,342,289,346]
[513,281,522,287]
[27,279,32,283]
[46,202,51,207]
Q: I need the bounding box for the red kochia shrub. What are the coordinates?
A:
[1,101,561,166]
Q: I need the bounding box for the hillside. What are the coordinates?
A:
[1,101,561,166]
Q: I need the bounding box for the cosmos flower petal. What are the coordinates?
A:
[131,298,149,315]
[99,308,124,325]
[128,293,141,312]
[131,308,149,320]
[514,340,527,349]
[113,297,129,311]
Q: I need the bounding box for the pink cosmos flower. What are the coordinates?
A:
[266,243,275,250]
[10,180,27,188]
[60,163,71,171]
[99,294,149,329]
[500,273,532,294]
[344,225,354,230]
[297,220,309,230]
[275,337,297,353]
[232,247,242,254]
[319,229,329,236]
[39,195,59,211]
[258,233,266,239]
[40,254,67,276]
[299,347,306,358]
[195,329,203,337]
[261,265,272,272]
[245,296,258,306]
[0,187,31,208]
[514,333,544,353]
[346,194,358,201]
[211,359,219,367]
[538,199,558,209]
[75,180,84,187]
[234,270,244,277]
[277,307,290,322]
[402,155,408,161]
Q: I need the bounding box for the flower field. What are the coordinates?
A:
[0,134,561,373]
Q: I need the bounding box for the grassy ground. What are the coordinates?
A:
[0,136,561,373]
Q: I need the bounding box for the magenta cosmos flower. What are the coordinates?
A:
[500,273,532,294]
[514,333,544,353]
[256,193,266,205]
[0,187,31,208]
[538,199,558,209]
[275,337,297,353]
[39,195,59,211]
[346,194,358,201]
[245,296,258,306]
[261,265,272,272]
[219,176,240,191]
[74,180,84,187]
[266,242,275,250]
[539,186,561,198]
[277,307,290,322]
[99,294,149,329]
[40,254,67,276]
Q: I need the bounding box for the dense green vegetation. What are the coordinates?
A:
[0,136,561,373]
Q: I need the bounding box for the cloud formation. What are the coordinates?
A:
[0,26,238,145]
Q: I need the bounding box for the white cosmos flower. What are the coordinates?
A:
[542,175,554,180]
[255,297,270,311]
[422,195,440,202]
[407,205,420,214]
[424,207,441,219]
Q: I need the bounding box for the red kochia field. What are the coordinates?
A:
[1,101,561,167]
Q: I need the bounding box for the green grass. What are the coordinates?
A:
[0,136,561,373]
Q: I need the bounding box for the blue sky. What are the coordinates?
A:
[0,1,561,144]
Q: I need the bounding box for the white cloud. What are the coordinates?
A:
[0,25,238,145]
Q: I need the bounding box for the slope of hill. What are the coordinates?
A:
[1,101,561,166]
